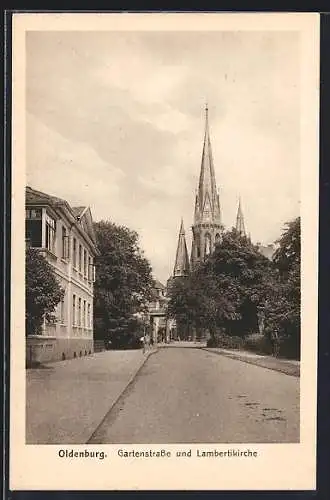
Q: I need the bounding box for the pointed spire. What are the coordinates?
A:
[173,219,190,278]
[193,191,200,224]
[205,101,209,131]
[195,104,221,225]
[236,196,246,236]
[179,217,185,234]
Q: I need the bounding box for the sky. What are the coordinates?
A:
[26,30,300,283]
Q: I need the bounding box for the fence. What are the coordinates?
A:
[94,340,106,352]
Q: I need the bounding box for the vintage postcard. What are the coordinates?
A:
[10,12,319,491]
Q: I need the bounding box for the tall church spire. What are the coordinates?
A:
[195,104,221,226]
[191,105,223,268]
[173,219,190,278]
[235,196,246,236]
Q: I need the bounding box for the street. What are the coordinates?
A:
[89,346,300,444]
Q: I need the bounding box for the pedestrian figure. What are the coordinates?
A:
[143,332,150,354]
[271,328,280,357]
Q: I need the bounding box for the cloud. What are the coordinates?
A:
[26,113,125,219]
[26,30,300,283]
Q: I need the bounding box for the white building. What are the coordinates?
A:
[25,186,99,363]
[148,280,169,343]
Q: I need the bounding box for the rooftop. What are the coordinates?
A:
[153,279,165,290]
[26,186,87,220]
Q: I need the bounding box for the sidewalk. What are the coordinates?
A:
[203,347,300,377]
[26,347,157,444]
[161,340,207,348]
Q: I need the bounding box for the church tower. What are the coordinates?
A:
[235,197,246,237]
[191,105,222,268]
[173,218,190,278]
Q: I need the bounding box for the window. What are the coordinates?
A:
[45,214,56,253]
[26,208,42,219]
[72,294,76,326]
[203,196,211,221]
[195,236,201,259]
[83,300,86,327]
[73,238,77,268]
[205,233,211,256]
[88,256,91,280]
[78,245,82,272]
[83,250,87,277]
[88,257,94,281]
[87,304,91,328]
[26,220,42,247]
[25,208,42,247]
[61,226,68,259]
[78,298,81,326]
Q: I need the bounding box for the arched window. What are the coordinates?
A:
[195,235,201,259]
[205,233,212,256]
[215,233,221,244]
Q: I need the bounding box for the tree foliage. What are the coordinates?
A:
[26,247,64,336]
[167,219,301,359]
[168,229,273,339]
[93,220,154,342]
[263,217,301,357]
[273,217,300,279]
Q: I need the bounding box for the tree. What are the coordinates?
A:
[26,247,64,336]
[168,229,273,340]
[264,217,301,358]
[273,217,300,279]
[168,221,301,358]
[209,230,275,335]
[167,278,192,336]
[93,220,154,344]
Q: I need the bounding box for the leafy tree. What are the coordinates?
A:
[273,217,300,278]
[167,278,193,336]
[264,217,301,357]
[168,220,300,358]
[168,229,273,340]
[26,247,64,336]
[93,220,154,344]
[205,230,274,336]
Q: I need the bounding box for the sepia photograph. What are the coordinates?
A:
[10,12,319,491]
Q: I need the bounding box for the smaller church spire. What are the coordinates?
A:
[236,196,247,236]
[173,219,190,278]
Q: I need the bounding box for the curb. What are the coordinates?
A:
[86,348,158,443]
[202,347,300,378]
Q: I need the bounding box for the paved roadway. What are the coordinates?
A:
[89,346,299,444]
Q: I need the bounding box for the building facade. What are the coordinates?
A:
[148,280,169,343]
[25,186,99,364]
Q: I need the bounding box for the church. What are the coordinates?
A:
[172,105,249,280]
[158,105,275,342]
